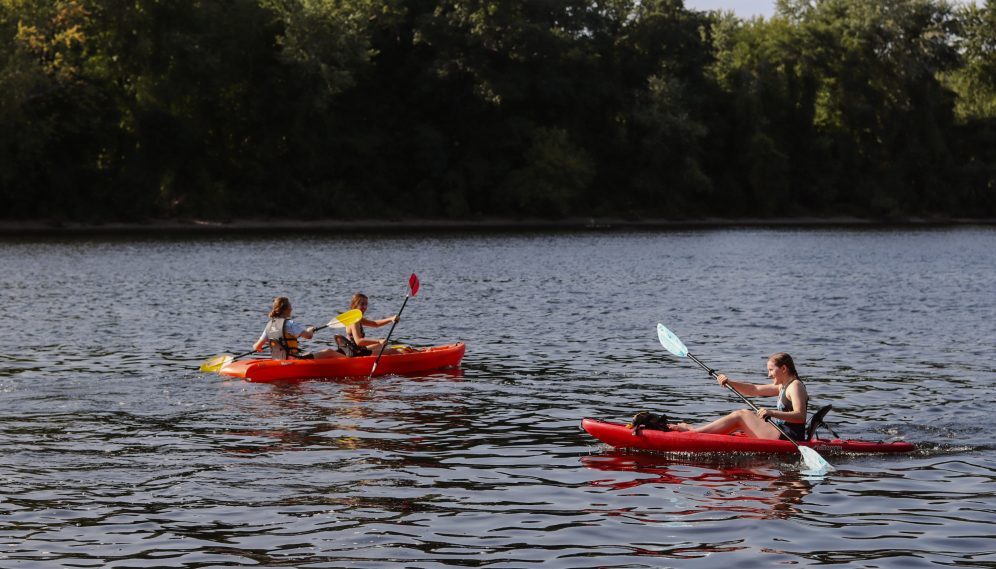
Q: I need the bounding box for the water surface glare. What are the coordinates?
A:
[1,227,995,568]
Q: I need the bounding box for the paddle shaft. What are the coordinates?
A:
[232,349,261,361]
[685,352,805,451]
[368,295,410,378]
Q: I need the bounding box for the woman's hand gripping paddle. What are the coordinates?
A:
[656,323,835,473]
[198,310,364,373]
[369,273,419,378]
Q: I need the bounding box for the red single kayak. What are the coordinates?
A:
[220,343,465,382]
[582,418,915,454]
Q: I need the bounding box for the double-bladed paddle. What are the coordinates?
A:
[656,323,835,473]
[369,273,419,378]
[198,309,364,372]
[316,309,363,332]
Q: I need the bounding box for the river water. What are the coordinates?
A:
[1,226,994,568]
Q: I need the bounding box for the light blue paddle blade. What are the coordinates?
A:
[799,446,835,473]
[657,324,689,357]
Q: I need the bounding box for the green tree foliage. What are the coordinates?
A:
[497,126,594,215]
[943,1,996,214]
[0,0,107,218]
[708,0,966,216]
[262,0,403,95]
[945,0,996,119]
[606,0,715,217]
[706,11,822,214]
[1,0,994,220]
[785,0,961,215]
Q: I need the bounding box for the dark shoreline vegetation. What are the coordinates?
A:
[2,0,995,223]
[2,215,994,236]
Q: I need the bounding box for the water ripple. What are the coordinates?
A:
[1,227,994,567]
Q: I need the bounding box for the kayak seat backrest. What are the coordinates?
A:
[807,404,833,441]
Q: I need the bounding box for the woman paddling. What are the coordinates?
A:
[344,293,406,356]
[252,297,344,360]
[669,353,808,441]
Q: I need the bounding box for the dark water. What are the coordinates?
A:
[1,227,995,568]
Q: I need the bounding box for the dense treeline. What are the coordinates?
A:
[2,0,995,221]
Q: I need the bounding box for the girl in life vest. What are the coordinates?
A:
[345,293,406,356]
[252,297,344,360]
[668,353,809,441]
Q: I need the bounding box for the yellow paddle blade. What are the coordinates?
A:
[390,345,416,353]
[327,309,362,329]
[199,355,233,373]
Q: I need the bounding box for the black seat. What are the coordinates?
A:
[807,404,835,440]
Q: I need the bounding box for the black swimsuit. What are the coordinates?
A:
[346,323,364,343]
[342,324,372,357]
[775,378,807,441]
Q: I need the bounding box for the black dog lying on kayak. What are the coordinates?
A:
[627,411,674,434]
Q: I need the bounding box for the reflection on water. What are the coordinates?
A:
[583,452,815,520]
[1,227,995,567]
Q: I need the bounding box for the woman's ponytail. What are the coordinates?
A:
[270,297,291,319]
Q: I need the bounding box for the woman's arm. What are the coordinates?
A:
[760,382,808,423]
[346,321,380,346]
[361,315,399,328]
[253,330,268,352]
[284,320,314,339]
[351,317,397,346]
[716,374,779,397]
[346,321,363,340]
[751,383,782,397]
[344,321,377,346]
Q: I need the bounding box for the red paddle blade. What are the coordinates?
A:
[409,273,420,296]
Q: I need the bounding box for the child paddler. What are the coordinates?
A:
[668,353,809,441]
[252,297,344,360]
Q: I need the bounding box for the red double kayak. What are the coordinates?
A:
[220,343,465,382]
[582,418,915,454]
